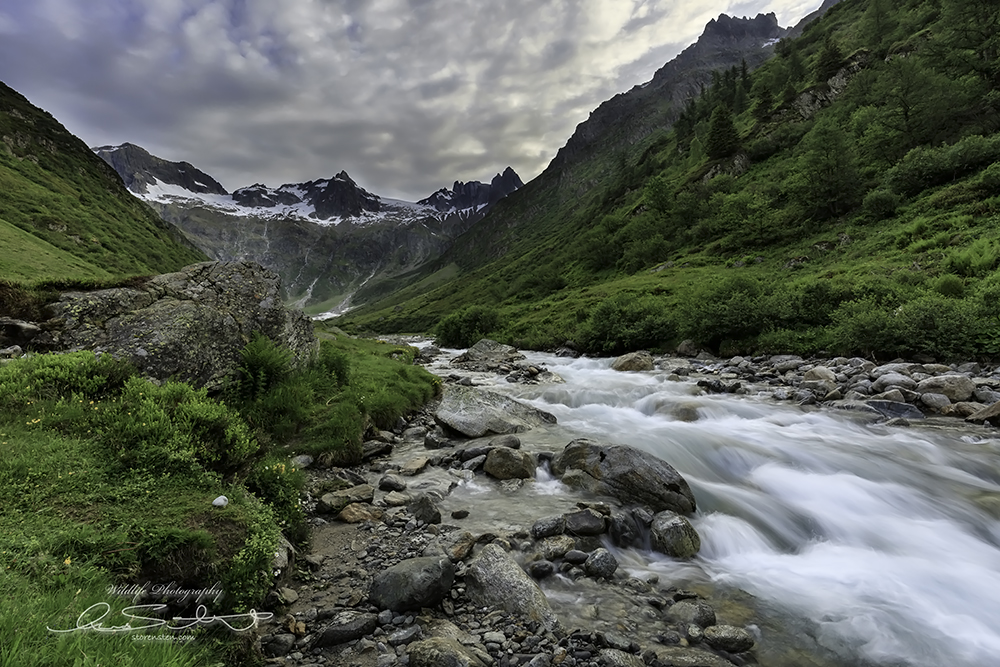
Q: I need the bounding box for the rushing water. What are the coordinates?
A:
[425,348,1000,667]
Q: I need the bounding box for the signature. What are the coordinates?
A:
[47,603,273,634]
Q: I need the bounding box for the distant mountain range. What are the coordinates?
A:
[92,142,523,313]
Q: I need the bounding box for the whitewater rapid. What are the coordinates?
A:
[473,351,1000,667]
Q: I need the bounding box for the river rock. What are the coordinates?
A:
[611,352,655,372]
[313,610,379,647]
[407,637,490,667]
[464,543,560,631]
[803,366,837,383]
[916,375,976,402]
[920,392,952,411]
[484,447,536,480]
[651,646,735,667]
[584,548,618,578]
[865,400,925,420]
[31,261,316,390]
[435,385,557,437]
[536,535,576,560]
[564,508,607,536]
[551,439,696,515]
[650,511,701,559]
[872,372,917,393]
[967,401,1000,426]
[666,600,716,628]
[378,474,407,492]
[410,494,442,524]
[337,503,383,523]
[703,625,755,652]
[369,556,455,612]
[531,516,566,539]
[318,484,375,514]
[598,649,645,667]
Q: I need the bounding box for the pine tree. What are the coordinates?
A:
[706,105,740,159]
[753,85,774,121]
[815,35,845,83]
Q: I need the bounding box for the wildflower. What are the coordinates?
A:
[64,557,72,566]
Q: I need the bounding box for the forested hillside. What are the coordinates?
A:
[341,0,1000,362]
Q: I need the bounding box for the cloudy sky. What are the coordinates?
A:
[0,0,821,200]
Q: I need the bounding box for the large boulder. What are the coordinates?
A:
[483,447,536,480]
[451,339,525,365]
[550,439,696,515]
[435,385,557,437]
[369,556,455,612]
[916,375,976,402]
[32,261,316,390]
[464,544,559,631]
[611,351,655,372]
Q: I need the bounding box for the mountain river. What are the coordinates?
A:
[419,347,1000,667]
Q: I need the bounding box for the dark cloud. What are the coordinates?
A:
[0,0,824,200]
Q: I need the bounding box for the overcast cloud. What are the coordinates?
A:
[0,0,821,200]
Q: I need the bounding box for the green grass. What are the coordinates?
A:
[0,81,206,284]
[0,332,442,666]
[0,218,110,282]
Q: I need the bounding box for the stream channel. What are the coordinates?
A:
[407,345,1000,667]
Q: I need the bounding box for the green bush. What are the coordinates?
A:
[580,294,675,355]
[933,274,966,298]
[102,377,258,475]
[435,305,502,347]
[885,134,1000,196]
[676,275,771,351]
[830,298,900,357]
[977,162,1000,193]
[862,188,901,220]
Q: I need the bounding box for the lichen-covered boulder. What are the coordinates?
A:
[551,439,696,515]
[650,511,701,559]
[33,261,316,390]
[435,385,556,437]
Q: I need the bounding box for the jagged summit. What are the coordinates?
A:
[548,12,788,171]
[417,167,524,213]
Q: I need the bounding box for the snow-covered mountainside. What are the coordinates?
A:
[93,143,522,312]
[94,143,520,227]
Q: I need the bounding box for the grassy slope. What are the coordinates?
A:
[339,0,1000,360]
[0,81,206,284]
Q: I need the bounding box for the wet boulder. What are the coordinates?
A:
[484,447,536,480]
[611,351,655,372]
[650,511,701,559]
[435,385,557,437]
[551,439,696,515]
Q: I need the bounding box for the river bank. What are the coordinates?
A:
[258,340,1000,667]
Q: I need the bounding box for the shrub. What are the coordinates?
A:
[934,274,966,298]
[977,162,1000,193]
[244,456,306,542]
[830,298,900,357]
[580,294,675,355]
[102,377,258,475]
[885,134,1000,196]
[862,188,901,220]
[435,305,502,348]
[0,351,134,413]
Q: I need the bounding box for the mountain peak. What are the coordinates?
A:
[418,168,523,213]
[93,143,228,196]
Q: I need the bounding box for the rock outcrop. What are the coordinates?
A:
[32,261,316,390]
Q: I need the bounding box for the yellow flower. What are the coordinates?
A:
[64,557,72,566]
